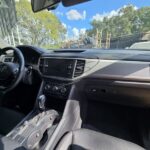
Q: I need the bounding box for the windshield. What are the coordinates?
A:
[0,0,150,49]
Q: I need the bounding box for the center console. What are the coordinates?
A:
[38,57,87,100]
[1,56,93,150]
[7,109,59,149]
[38,56,98,100]
[43,80,72,99]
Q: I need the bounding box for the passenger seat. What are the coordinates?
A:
[56,129,145,150]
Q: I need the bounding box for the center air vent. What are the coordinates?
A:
[74,60,85,77]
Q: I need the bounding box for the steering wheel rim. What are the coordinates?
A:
[0,47,25,93]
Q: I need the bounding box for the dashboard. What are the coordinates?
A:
[2,45,150,86]
[2,45,150,106]
[36,48,150,107]
[38,49,150,82]
[17,45,45,67]
[3,45,150,83]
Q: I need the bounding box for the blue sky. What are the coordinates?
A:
[53,0,150,39]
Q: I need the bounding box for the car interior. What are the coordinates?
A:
[0,0,150,150]
[0,45,149,150]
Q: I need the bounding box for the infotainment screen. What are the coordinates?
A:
[43,58,76,78]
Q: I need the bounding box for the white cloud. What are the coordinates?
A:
[123,5,138,10]
[92,13,103,21]
[92,5,138,21]
[55,11,64,16]
[72,28,79,37]
[62,27,87,41]
[66,9,86,20]
[92,10,119,21]
[83,10,86,20]
[72,28,87,39]
[80,28,86,35]
[62,23,67,29]
[64,31,69,41]
[133,6,138,10]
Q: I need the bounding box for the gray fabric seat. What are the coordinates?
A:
[56,129,145,150]
[0,107,24,135]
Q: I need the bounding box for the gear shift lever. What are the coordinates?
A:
[37,95,46,111]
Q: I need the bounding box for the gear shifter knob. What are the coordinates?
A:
[37,95,46,111]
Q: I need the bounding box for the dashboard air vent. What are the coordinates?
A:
[39,58,44,73]
[74,60,85,77]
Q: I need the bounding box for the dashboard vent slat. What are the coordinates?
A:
[39,58,44,73]
[74,60,85,77]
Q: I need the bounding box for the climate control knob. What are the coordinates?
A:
[60,87,67,94]
[44,84,51,91]
[52,86,59,92]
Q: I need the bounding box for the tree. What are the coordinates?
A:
[137,7,150,32]
[87,5,150,39]
[15,0,66,48]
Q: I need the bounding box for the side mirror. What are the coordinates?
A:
[31,0,60,12]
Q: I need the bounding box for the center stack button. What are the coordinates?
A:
[52,85,59,92]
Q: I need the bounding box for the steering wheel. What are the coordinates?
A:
[0,47,25,93]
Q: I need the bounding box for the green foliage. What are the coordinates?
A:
[15,0,66,48]
[87,5,150,39]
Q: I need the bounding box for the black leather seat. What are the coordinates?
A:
[0,107,24,135]
[56,129,145,150]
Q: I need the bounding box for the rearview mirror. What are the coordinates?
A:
[31,0,60,12]
[62,0,90,7]
[31,0,90,12]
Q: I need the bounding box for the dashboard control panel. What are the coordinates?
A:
[43,81,71,99]
[38,56,99,99]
